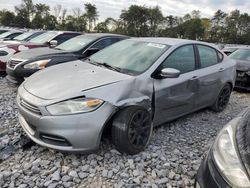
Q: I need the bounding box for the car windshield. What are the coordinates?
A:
[13,32,34,41]
[0,31,13,39]
[55,35,97,51]
[230,49,250,61]
[29,32,57,44]
[89,40,170,75]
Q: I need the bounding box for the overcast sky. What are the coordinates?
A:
[0,0,250,21]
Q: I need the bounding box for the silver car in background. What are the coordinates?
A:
[17,38,236,154]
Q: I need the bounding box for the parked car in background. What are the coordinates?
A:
[0,30,24,41]
[27,31,82,47]
[0,28,10,34]
[229,47,250,90]
[222,46,241,56]
[0,31,81,72]
[0,31,45,46]
[215,43,225,50]
[196,107,250,188]
[7,33,128,83]
[17,38,235,154]
[6,31,45,43]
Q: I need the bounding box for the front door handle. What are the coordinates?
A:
[219,68,225,72]
[190,76,198,80]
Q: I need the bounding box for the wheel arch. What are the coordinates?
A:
[99,105,151,141]
[226,81,233,91]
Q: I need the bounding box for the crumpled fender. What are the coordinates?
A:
[82,76,154,113]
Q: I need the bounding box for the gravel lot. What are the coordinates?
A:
[0,75,250,188]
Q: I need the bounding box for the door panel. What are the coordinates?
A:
[195,45,224,108]
[153,45,198,126]
[153,72,198,126]
[194,64,222,108]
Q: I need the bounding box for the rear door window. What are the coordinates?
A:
[7,33,22,39]
[53,33,80,45]
[197,45,219,68]
[91,38,120,50]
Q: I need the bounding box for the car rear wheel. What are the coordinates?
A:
[111,106,153,155]
[211,83,231,112]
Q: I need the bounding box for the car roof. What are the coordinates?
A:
[234,47,250,50]
[222,47,239,50]
[223,46,240,49]
[83,33,127,38]
[223,46,250,50]
[46,30,82,34]
[8,30,24,33]
[131,37,212,46]
[23,30,44,34]
[0,28,10,31]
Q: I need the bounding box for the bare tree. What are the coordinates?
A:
[72,7,82,19]
[53,4,62,19]
[61,8,67,21]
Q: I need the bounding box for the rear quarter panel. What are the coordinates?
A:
[222,56,236,88]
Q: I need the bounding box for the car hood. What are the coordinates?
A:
[13,47,68,60]
[23,60,132,100]
[236,108,250,176]
[235,60,250,71]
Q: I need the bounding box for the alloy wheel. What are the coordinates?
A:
[218,87,231,111]
[128,110,151,148]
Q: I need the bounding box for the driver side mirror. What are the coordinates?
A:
[49,40,58,47]
[160,68,181,78]
[85,48,100,57]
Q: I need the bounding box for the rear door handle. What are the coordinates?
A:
[189,76,198,80]
[219,68,225,72]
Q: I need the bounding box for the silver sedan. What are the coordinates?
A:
[17,38,236,154]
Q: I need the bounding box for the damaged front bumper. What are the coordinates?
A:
[17,89,118,152]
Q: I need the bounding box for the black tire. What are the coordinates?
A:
[111,106,153,155]
[211,83,232,112]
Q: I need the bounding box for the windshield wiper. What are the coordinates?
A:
[86,58,127,74]
[99,63,123,73]
[87,58,121,71]
[86,58,102,66]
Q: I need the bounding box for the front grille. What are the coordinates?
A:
[20,99,41,115]
[8,59,23,69]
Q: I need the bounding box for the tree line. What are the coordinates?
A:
[0,0,250,44]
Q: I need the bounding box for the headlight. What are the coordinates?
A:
[46,98,104,115]
[23,59,51,69]
[213,117,250,187]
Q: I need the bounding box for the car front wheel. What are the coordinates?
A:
[111,106,153,155]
